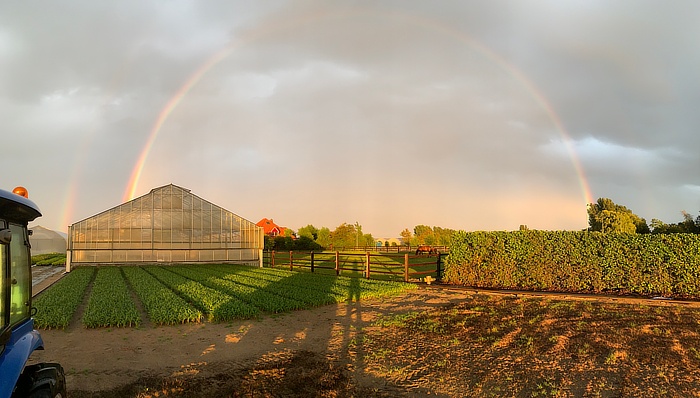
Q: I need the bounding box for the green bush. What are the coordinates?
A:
[444,231,700,297]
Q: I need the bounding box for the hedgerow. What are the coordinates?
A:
[443,230,700,297]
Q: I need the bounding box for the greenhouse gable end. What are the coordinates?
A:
[67,184,263,266]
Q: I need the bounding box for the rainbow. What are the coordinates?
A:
[61,55,140,230]
[122,48,232,202]
[122,7,593,206]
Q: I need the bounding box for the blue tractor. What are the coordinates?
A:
[0,187,66,398]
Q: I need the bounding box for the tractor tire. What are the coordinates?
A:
[12,363,66,398]
[28,387,54,398]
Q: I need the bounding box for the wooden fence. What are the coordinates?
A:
[263,250,444,282]
[327,245,449,254]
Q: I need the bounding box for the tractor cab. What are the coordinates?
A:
[0,187,65,398]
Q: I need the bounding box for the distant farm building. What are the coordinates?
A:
[256,218,288,237]
[29,225,67,255]
[67,184,263,267]
[376,237,402,247]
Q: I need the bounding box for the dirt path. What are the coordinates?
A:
[31,265,65,296]
[29,276,700,396]
[29,287,467,395]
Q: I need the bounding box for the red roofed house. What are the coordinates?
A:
[256,218,288,237]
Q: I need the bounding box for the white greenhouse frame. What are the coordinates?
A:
[67,184,263,267]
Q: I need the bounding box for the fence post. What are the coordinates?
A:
[271,251,275,268]
[310,251,315,273]
[404,253,409,282]
[289,250,293,271]
[436,253,442,281]
[335,251,340,276]
[365,252,371,279]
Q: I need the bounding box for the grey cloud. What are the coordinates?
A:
[2,1,698,235]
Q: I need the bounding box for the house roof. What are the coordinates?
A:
[256,218,287,236]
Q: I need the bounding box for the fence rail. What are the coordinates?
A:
[325,245,449,254]
[263,250,443,282]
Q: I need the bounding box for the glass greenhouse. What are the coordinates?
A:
[29,225,67,255]
[67,184,263,266]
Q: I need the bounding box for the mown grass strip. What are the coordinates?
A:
[33,267,95,329]
[122,266,203,325]
[82,267,140,328]
[144,266,259,321]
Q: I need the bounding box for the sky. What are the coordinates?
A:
[2,1,699,237]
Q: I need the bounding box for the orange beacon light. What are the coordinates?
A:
[12,186,29,198]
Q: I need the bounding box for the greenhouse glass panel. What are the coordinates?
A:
[67,184,263,265]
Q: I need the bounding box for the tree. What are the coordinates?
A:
[587,198,649,233]
[680,211,700,233]
[297,224,319,241]
[400,228,412,246]
[361,232,375,247]
[411,225,456,246]
[433,226,457,245]
[413,225,434,245]
[292,236,323,251]
[316,227,331,248]
[329,223,357,249]
[650,218,666,232]
[651,210,700,234]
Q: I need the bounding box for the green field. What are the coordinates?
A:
[31,252,67,265]
[33,264,418,329]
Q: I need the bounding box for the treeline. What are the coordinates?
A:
[264,222,375,251]
[264,223,457,251]
[587,197,699,234]
[399,225,456,247]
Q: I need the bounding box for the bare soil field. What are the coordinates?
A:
[29,284,700,397]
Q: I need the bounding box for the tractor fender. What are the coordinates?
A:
[0,320,44,398]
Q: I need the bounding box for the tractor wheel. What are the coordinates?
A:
[13,363,66,398]
[28,386,55,398]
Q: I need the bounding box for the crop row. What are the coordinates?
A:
[32,252,67,266]
[143,266,259,321]
[33,267,95,329]
[82,266,140,328]
[34,264,419,329]
[204,265,349,305]
[167,266,305,313]
[122,267,203,325]
[230,265,419,300]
